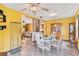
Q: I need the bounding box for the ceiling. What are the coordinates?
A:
[2,3,79,21]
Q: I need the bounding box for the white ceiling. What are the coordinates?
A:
[2,3,79,20]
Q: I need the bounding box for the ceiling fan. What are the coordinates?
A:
[22,3,57,18]
[22,3,50,12]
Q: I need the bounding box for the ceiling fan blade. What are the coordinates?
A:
[21,8,27,11]
[41,7,49,11]
[36,3,40,5]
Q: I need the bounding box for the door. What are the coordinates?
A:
[10,22,22,51]
[69,23,75,43]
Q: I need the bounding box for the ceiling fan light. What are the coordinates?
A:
[31,6,37,11]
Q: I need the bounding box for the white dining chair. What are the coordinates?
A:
[32,32,36,41]
[35,33,51,56]
[51,35,63,55]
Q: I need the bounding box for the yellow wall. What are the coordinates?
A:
[43,16,76,40]
[0,4,24,52]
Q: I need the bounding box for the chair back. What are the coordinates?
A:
[35,33,51,51]
[57,35,63,47]
[32,32,37,41]
[35,32,44,46]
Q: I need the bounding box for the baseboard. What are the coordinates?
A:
[0,52,7,56]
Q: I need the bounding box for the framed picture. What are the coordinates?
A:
[0,9,3,15]
[0,15,6,22]
[0,9,6,22]
[0,15,3,22]
[0,25,6,30]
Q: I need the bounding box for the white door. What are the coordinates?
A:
[10,22,22,51]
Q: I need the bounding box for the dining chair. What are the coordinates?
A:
[35,33,51,56]
[51,35,63,55]
[32,32,38,41]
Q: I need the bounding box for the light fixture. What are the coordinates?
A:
[31,6,37,11]
[23,3,50,12]
[25,3,28,6]
[23,3,57,19]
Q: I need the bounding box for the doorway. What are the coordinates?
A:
[69,23,75,43]
[51,23,62,39]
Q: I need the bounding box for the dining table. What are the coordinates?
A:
[43,35,59,47]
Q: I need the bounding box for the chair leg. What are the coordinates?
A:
[42,49,44,56]
[57,47,60,55]
[60,47,63,56]
[57,47,63,56]
[36,47,39,56]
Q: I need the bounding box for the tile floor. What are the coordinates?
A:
[7,38,79,56]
